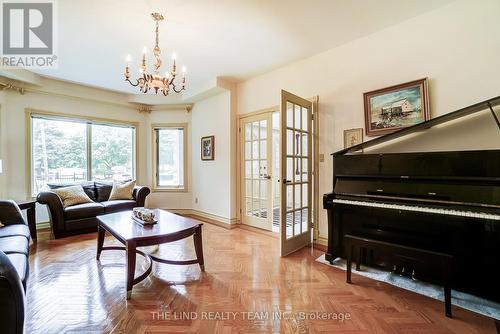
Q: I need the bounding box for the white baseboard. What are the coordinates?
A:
[317,236,328,246]
[36,221,51,230]
[160,208,238,229]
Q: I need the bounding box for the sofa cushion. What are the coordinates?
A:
[0,236,29,255]
[5,253,28,283]
[64,202,105,221]
[52,185,94,208]
[48,181,97,201]
[0,225,30,239]
[95,181,113,202]
[101,200,136,214]
[109,180,136,201]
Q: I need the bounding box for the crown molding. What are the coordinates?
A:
[0,81,25,95]
[1,70,233,109]
[137,104,153,114]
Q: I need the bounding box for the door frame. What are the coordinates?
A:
[236,97,320,235]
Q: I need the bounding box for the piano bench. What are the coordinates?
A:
[343,234,453,318]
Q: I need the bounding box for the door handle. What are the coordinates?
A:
[282,179,292,184]
[261,174,271,180]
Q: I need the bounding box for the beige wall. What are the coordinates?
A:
[191,90,237,223]
[236,0,500,239]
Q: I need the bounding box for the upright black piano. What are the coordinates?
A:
[323,96,500,302]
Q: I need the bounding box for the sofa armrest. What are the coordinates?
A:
[132,186,150,207]
[0,251,25,334]
[36,191,65,238]
[0,201,26,226]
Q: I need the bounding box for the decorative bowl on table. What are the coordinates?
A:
[132,207,157,225]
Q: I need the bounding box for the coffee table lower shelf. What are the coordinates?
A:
[98,245,204,299]
[95,210,205,300]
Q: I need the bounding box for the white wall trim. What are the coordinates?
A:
[190,209,238,225]
[161,208,238,226]
[36,221,51,230]
[317,236,328,246]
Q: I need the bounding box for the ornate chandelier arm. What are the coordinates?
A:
[125,78,141,87]
[170,82,186,93]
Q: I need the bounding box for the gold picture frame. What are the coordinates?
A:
[343,128,363,149]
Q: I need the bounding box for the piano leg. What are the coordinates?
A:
[326,208,341,264]
[346,241,353,284]
[442,257,453,318]
[445,285,452,318]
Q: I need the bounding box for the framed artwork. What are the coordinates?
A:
[364,78,430,137]
[201,136,215,160]
[343,128,363,149]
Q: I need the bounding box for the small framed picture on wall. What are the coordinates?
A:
[343,128,363,149]
[201,136,215,160]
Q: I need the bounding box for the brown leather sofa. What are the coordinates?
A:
[37,181,150,239]
[0,200,30,334]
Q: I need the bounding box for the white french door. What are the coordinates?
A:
[280,90,313,256]
[240,113,273,230]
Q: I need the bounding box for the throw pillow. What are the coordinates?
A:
[52,185,94,208]
[0,221,4,228]
[108,180,136,201]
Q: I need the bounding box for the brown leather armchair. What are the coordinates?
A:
[0,200,30,334]
[37,182,150,239]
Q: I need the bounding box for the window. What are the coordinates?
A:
[30,113,136,195]
[153,125,187,190]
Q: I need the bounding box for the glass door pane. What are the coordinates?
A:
[280,90,312,256]
[241,113,273,231]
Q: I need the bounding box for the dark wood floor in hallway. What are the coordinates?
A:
[27,222,498,333]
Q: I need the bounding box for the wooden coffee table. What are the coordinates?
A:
[95,209,204,299]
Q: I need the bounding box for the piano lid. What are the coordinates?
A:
[333,96,500,156]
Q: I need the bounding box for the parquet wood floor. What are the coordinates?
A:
[26,223,498,334]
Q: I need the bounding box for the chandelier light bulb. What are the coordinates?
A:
[172,53,177,60]
[165,72,170,78]
[126,54,132,65]
[142,47,148,54]
[182,66,186,73]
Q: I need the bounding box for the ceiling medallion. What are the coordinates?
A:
[124,12,186,95]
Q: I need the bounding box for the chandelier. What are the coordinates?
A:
[124,12,186,95]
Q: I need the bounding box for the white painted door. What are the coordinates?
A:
[240,113,273,230]
[280,90,313,256]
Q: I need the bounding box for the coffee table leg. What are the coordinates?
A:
[194,225,205,271]
[126,240,137,299]
[96,225,105,261]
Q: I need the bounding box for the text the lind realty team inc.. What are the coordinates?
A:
[151,311,352,321]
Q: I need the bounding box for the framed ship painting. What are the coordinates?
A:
[364,78,430,137]
[201,136,215,160]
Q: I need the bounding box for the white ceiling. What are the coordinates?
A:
[33,0,453,99]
